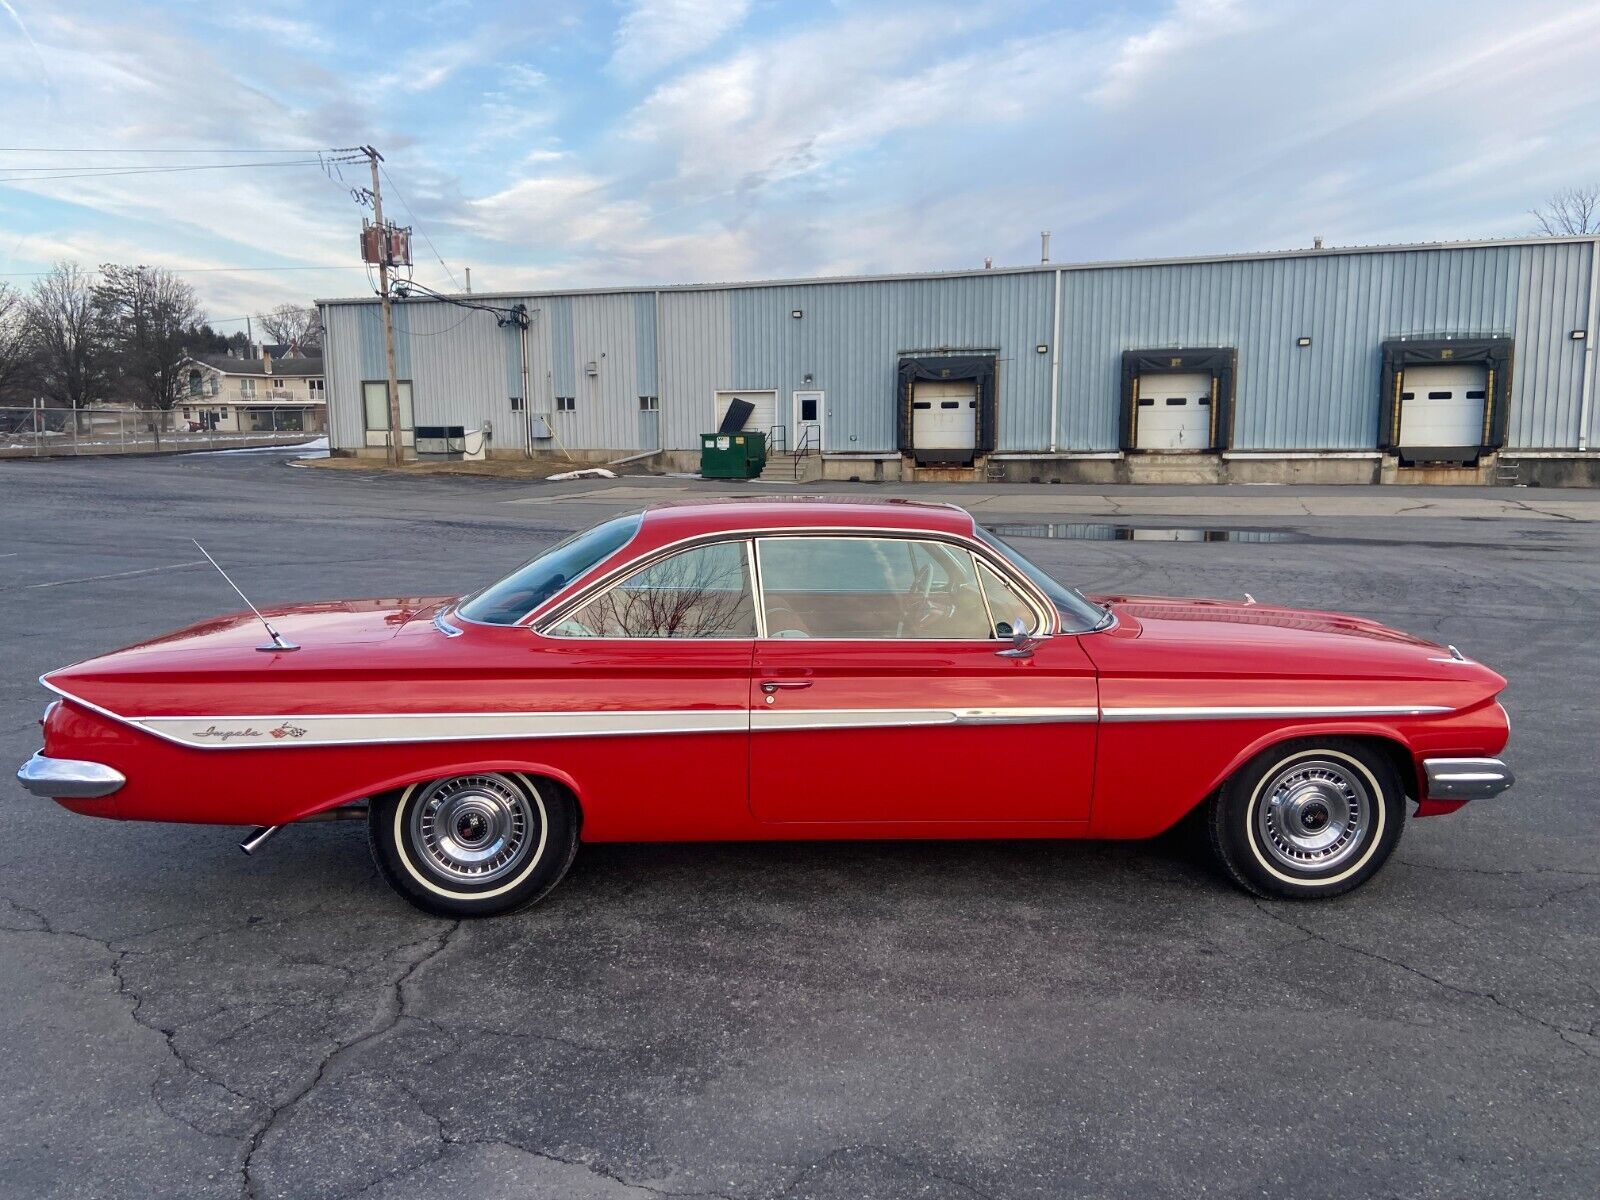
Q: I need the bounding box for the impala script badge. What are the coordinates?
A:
[191,722,308,742]
[194,725,264,742]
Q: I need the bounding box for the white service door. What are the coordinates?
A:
[911,380,977,452]
[714,390,777,439]
[1397,365,1487,449]
[793,390,823,452]
[1135,372,1211,450]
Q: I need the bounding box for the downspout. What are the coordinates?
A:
[518,311,533,458]
[1047,267,1063,453]
[653,289,663,453]
[1578,238,1599,452]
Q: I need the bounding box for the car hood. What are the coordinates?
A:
[1094,593,1435,647]
[1087,592,1505,688]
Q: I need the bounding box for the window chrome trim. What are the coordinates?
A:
[540,535,763,642]
[752,533,1030,643]
[432,607,465,638]
[530,525,1059,643]
[453,511,647,629]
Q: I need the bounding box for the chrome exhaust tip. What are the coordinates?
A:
[239,825,282,855]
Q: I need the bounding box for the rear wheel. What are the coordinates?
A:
[1206,738,1405,899]
[368,772,579,917]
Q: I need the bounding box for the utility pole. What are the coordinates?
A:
[364,145,406,466]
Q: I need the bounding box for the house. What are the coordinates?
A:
[177,346,326,434]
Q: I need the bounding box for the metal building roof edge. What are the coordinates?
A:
[315,234,1600,307]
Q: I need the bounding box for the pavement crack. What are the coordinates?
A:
[351,1077,742,1200]
[1250,901,1600,1061]
[0,894,267,1139]
[1506,498,1578,522]
[238,919,463,1199]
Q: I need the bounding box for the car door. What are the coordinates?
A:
[749,534,1098,825]
[535,536,758,840]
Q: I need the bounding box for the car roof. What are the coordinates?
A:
[637,496,977,540]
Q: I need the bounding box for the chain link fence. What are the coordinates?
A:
[0,406,326,458]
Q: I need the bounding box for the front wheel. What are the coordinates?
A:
[368,772,579,917]
[1206,739,1406,899]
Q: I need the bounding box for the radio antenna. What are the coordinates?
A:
[191,539,299,653]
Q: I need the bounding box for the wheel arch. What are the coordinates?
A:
[294,758,586,825]
[1176,723,1421,830]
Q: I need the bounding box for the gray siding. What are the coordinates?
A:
[1056,244,1585,451]
[320,236,1597,458]
[1511,241,1594,448]
[723,273,1053,453]
[659,289,732,450]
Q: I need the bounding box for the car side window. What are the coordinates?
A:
[548,541,757,638]
[755,536,991,640]
[976,561,1032,637]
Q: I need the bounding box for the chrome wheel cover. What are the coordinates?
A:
[409,774,536,885]
[1255,758,1373,874]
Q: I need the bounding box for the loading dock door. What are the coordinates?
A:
[911,379,977,464]
[713,391,777,438]
[1397,364,1487,461]
[1135,372,1211,450]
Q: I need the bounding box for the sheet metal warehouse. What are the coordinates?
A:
[319,236,1600,486]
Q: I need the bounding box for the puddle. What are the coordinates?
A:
[986,522,1304,543]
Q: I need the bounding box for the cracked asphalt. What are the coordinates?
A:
[2,450,1597,1199]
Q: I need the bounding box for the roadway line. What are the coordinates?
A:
[25,560,209,589]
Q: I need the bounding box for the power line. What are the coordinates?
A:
[380,164,461,290]
[0,146,336,154]
[0,156,362,185]
[0,265,368,277]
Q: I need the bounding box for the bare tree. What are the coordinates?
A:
[0,282,32,403]
[1531,185,1600,236]
[95,264,204,441]
[25,263,107,432]
[256,302,322,351]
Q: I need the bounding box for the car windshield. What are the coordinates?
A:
[458,513,644,625]
[974,526,1110,633]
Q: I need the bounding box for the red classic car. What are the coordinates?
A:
[18,498,1512,916]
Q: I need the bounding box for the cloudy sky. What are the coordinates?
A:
[2,0,1598,328]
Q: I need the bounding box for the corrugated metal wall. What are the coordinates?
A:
[1056,243,1587,450]
[659,289,732,450]
[724,273,1054,452]
[321,238,1596,457]
[1512,241,1594,448]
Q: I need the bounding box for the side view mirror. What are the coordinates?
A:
[996,612,1048,659]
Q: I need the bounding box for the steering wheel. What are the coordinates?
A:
[904,563,958,633]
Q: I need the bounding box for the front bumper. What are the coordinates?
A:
[16,751,126,799]
[1423,757,1514,802]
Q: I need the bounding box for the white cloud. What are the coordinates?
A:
[610,0,750,79]
[622,8,1090,204]
[1090,0,1258,107]
[374,38,486,92]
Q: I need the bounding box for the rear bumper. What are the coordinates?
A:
[15,751,126,799]
[1423,757,1514,802]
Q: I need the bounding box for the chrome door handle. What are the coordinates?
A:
[760,680,813,694]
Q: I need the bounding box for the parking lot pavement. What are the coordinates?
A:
[2,451,1597,1200]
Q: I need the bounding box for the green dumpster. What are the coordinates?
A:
[699,431,767,479]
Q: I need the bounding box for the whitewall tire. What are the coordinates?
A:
[368,772,579,917]
[1206,738,1406,899]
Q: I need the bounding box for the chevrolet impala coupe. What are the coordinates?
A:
[18,498,1512,916]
